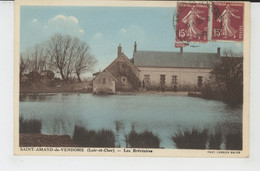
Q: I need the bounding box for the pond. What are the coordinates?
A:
[19,93,242,148]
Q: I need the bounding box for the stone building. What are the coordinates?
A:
[93,69,117,94]
[93,44,140,94]
[133,44,221,90]
[93,43,221,93]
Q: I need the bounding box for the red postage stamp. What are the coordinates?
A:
[211,2,244,42]
[176,3,209,43]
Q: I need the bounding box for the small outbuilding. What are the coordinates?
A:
[93,44,140,94]
[93,69,117,94]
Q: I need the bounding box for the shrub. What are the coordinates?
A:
[48,80,56,87]
[72,126,115,147]
[209,128,223,150]
[226,131,242,150]
[201,83,215,99]
[19,116,42,133]
[224,85,243,104]
[125,130,160,148]
[96,129,116,147]
[200,82,224,101]
[171,128,208,149]
[27,71,41,83]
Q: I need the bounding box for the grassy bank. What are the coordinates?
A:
[226,131,242,150]
[19,116,42,134]
[125,130,160,148]
[198,82,243,105]
[171,129,208,149]
[171,128,242,150]
[20,81,92,94]
[72,126,116,147]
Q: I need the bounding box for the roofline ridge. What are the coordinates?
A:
[135,50,217,55]
[104,69,118,82]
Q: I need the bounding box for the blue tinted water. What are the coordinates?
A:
[19,93,242,148]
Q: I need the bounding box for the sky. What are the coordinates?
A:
[20,6,243,73]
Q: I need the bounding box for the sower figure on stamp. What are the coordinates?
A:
[182,5,205,39]
[217,4,240,38]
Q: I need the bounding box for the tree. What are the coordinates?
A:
[21,44,48,73]
[47,33,96,81]
[20,33,96,82]
[74,42,97,82]
[212,56,243,104]
[201,49,243,104]
[27,71,41,83]
[63,37,80,80]
[20,54,28,78]
[47,33,72,80]
[206,48,243,104]
[222,48,243,57]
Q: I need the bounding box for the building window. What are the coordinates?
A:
[172,75,178,84]
[142,75,150,88]
[160,75,166,85]
[122,77,127,83]
[197,76,203,88]
[144,75,150,83]
[102,78,106,84]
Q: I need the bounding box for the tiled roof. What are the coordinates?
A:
[133,51,220,68]
[95,69,118,82]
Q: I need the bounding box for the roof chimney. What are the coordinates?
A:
[180,47,183,53]
[217,47,220,57]
[134,41,137,53]
[118,44,122,57]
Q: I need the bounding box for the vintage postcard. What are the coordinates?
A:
[14,0,250,157]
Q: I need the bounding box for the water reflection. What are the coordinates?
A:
[114,120,125,147]
[20,94,56,102]
[19,93,242,148]
[28,94,38,101]
[38,95,46,101]
[19,95,27,102]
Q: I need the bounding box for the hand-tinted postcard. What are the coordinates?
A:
[14,0,250,157]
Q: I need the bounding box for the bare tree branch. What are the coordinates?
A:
[20,44,48,73]
[46,33,97,81]
[74,41,97,82]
